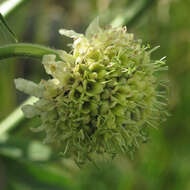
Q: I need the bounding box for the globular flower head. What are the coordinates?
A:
[15,18,168,165]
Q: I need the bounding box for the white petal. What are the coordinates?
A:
[22,104,39,118]
[59,29,83,38]
[57,50,75,64]
[85,17,102,39]
[42,54,57,75]
[14,78,43,97]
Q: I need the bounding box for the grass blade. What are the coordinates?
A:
[0,13,18,43]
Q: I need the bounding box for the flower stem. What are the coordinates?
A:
[0,43,61,60]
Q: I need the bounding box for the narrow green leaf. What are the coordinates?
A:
[4,158,75,190]
[0,13,18,43]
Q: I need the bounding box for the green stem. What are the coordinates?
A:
[0,97,38,136]
[111,0,155,27]
[0,43,61,60]
[126,0,155,27]
[0,0,28,17]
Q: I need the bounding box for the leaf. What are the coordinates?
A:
[0,13,18,43]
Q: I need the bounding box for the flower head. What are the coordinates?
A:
[15,18,168,165]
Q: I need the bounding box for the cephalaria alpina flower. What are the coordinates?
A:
[15,18,168,165]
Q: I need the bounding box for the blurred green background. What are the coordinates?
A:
[0,0,190,189]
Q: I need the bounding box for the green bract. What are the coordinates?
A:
[15,19,168,165]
